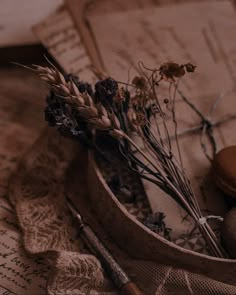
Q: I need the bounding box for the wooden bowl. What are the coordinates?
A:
[87,151,236,285]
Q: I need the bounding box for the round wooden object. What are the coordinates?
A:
[212,146,236,198]
[87,152,236,285]
[221,207,236,258]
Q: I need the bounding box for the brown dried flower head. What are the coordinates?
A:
[127,108,147,132]
[159,62,196,82]
[135,111,147,126]
[113,87,126,103]
[185,62,196,73]
[132,76,147,89]
[130,88,150,109]
[159,62,185,82]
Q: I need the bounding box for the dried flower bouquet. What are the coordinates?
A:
[34,62,228,258]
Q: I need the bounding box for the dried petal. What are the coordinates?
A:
[110,129,125,139]
[109,113,120,129]
[68,81,81,96]
[82,92,94,106]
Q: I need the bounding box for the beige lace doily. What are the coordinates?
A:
[9,128,236,294]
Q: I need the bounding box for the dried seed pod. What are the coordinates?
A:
[39,73,55,83]
[34,64,48,72]
[74,94,85,106]
[45,67,55,76]
[97,103,108,118]
[55,84,70,96]
[159,62,185,82]
[109,112,121,129]
[57,71,67,85]
[82,92,94,106]
[95,77,118,104]
[101,116,112,127]
[184,63,196,73]
[78,106,98,118]
[110,129,125,139]
[68,81,81,97]
[89,117,111,130]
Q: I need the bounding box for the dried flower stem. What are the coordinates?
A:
[126,135,225,257]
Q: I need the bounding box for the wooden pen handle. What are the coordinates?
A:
[120,282,143,295]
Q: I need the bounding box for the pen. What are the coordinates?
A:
[66,196,143,295]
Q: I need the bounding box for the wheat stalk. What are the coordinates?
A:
[35,65,124,137]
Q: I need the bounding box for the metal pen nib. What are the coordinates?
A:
[65,195,143,295]
[66,195,83,226]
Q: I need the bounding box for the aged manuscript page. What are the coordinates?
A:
[0,197,49,294]
[33,7,96,83]
[87,1,236,240]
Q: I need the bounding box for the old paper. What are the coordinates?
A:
[66,0,158,72]
[0,69,48,294]
[88,1,236,121]
[33,7,96,83]
[66,0,191,73]
[87,1,236,237]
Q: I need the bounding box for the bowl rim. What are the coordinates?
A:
[88,151,235,264]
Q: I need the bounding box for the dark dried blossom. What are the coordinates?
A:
[95,78,118,104]
[113,87,126,104]
[66,74,94,96]
[184,63,196,73]
[159,62,196,82]
[132,76,147,89]
[45,90,85,139]
[57,117,79,135]
[45,91,66,126]
[143,212,172,240]
[159,62,185,82]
